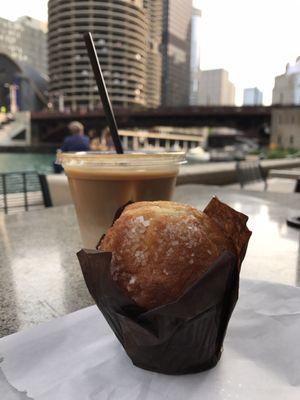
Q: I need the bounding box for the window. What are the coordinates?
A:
[290,135,294,145]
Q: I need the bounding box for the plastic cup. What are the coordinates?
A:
[61,152,185,248]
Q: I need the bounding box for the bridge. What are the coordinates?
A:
[30,105,277,146]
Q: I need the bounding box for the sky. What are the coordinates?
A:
[2,0,300,105]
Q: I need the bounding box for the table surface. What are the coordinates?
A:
[0,185,299,337]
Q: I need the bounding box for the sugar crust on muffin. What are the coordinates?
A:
[99,201,237,310]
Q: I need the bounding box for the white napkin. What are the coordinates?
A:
[0,280,300,400]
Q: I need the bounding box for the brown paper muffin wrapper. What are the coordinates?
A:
[77,197,251,375]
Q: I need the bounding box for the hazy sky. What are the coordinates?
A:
[2,0,300,105]
[194,0,300,104]
[1,0,48,22]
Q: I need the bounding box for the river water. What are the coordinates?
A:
[0,153,55,174]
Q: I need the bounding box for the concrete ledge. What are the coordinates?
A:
[177,158,300,186]
[174,184,300,210]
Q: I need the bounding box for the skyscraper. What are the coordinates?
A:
[272,57,300,105]
[161,0,193,107]
[48,0,148,110]
[195,69,235,106]
[143,0,162,108]
[243,88,263,105]
[0,16,47,76]
[189,7,201,106]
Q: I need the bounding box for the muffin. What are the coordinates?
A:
[99,200,245,310]
[78,197,251,374]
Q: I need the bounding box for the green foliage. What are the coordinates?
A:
[264,148,300,159]
[249,148,300,159]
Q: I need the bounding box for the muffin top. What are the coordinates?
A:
[99,200,236,310]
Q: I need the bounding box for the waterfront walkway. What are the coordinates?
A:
[178,157,300,185]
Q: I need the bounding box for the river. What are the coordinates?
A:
[0,153,55,174]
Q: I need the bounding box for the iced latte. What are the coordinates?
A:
[61,152,185,248]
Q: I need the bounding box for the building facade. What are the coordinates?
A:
[48,0,148,111]
[194,69,235,106]
[243,87,263,105]
[189,7,201,106]
[271,107,300,149]
[272,57,300,105]
[143,0,162,108]
[161,0,193,107]
[0,54,48,112]
[0,16,47,76]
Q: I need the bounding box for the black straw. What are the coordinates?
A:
[83,32,123,154]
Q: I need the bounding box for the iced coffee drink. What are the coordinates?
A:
[61,152,185,248]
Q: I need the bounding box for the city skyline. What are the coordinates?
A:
[2,0,300,105]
